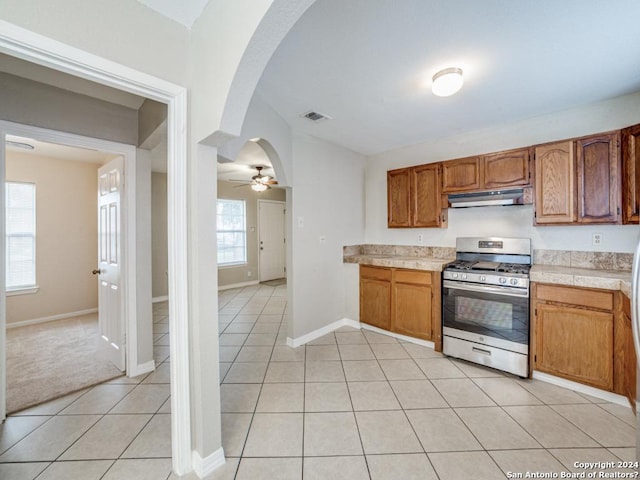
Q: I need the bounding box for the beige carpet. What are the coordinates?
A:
[6,313,123,413]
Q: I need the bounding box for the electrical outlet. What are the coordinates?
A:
[417,234,424,243]
[297,217,304,228]
[247,271,252,277]
[319,236,326,244]
[592,233,603,246]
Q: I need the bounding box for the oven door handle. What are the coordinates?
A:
[443,280,529,298]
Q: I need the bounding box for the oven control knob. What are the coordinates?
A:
[499,277,507,284]
[452,273,458,279]
[510,278,518,286]
[461,274,467,279]
[480,275,486,281]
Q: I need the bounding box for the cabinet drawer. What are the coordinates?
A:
[536,284,613,311]
[393,269,431,285]
[360,265,391,281]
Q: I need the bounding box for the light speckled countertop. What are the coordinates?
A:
[343,254,454,272]
[530,264,631,297]
[344,254,632,296]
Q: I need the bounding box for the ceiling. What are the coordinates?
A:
[256,0,640,155]
[6,135,115,164]
[136,0,210,28]
[218,141,275,184]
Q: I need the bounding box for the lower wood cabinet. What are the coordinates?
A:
[621,294,637,410]
[359,266,391,331]
[360,265,441,350]
[531,283,636,406]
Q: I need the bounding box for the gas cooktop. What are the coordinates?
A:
[446,260,531,275]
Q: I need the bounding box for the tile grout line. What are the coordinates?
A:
[335,330,372,479]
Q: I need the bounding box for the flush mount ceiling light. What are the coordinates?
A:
[432,67,464,97]
[6,140,35,150]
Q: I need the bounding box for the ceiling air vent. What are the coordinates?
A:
[301,110,332,122]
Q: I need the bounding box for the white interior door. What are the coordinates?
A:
[259,200,286,282]
[96,156,125,371]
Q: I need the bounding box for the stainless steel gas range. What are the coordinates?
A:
[442,237,531,377]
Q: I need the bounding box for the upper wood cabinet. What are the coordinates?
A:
[622,123,640,224]
[534,141,575,224]
[387,164,444,228]
[411,164,442,227]
[576,132,620,224]
[534,132,621,225]
[441,156,481,193]
[483,148,531,189]
[442,148,531,194]
[387,168,411,227]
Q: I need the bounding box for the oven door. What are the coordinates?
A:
[442,279,530,347]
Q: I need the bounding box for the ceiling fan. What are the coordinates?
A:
[230,165,278,192]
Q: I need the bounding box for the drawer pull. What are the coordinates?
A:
[472,347,492,356]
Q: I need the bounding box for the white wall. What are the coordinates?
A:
[5,152,98,324]
[151,172,168,299]
[135,149,153,366]
[0,0,189,86]
[366,92,640,253]
[0,72,138,145]
[290,133,366,337]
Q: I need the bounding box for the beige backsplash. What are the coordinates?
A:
[533,249,633,271]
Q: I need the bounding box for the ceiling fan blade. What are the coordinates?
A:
[232,184,251,188]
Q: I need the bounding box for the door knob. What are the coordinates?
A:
[92,269,102,275]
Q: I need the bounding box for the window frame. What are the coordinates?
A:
[216,198,247,267]
[5,181,38,294]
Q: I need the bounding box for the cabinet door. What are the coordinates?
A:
[483,148,531,189]
[535,303,613,390]
[412,164,442,227]
[393,281,432,341]
[622,296,637,408]
[360,277,391,330]
[576,132,620,224]
[387,168,412,227]
[441,157,481,193]
[534,141,575,224]
[622,124,640,224]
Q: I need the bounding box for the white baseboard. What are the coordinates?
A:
[532,371,631,408]
[286,318,361,348]
[359,323,436,349]
[218,280,259,291]
[192,447,225,479]
[152,296,169,303]
[6,308,99,329]
[129,360,156,378]
[286,317,439,350]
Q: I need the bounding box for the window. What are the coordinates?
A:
[217,199,247,266]
[6,182,36,290]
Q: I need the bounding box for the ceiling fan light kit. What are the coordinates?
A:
[229,165,279,192]
[251,183,268,192]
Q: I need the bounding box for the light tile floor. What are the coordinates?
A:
[1,284,637,479]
